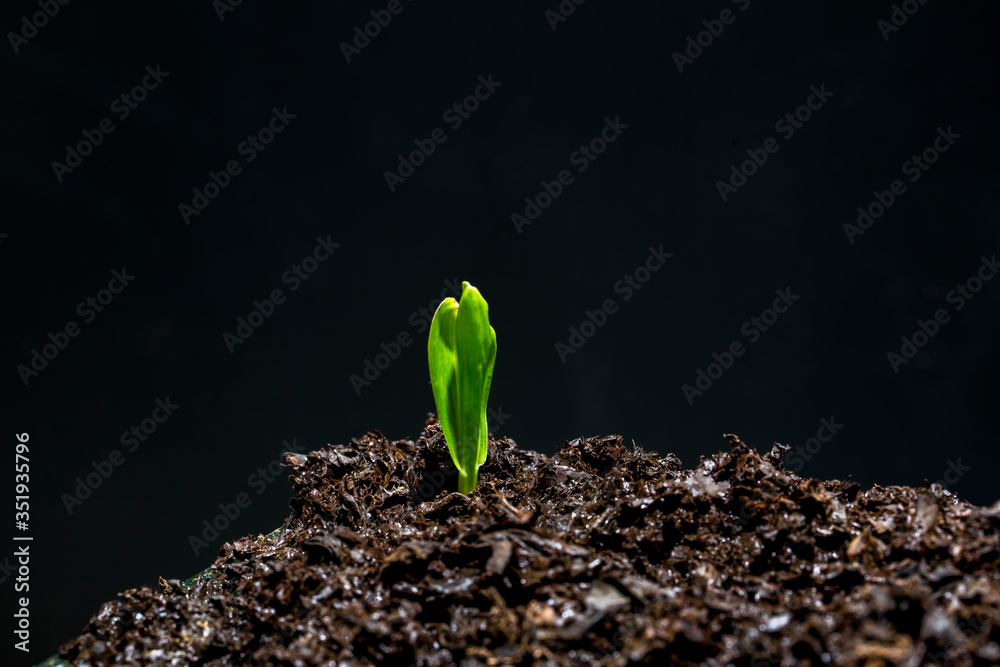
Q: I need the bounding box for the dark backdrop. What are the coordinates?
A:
[2,0,998,663]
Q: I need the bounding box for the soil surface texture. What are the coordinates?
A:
[59,417,1000,666]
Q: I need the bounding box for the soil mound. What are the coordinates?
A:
[60,417,1000,665]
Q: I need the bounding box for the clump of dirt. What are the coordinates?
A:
[59,416,1000,666]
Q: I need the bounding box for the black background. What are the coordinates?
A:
[2,0,998,663]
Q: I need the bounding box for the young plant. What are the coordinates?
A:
[427,281,497,494]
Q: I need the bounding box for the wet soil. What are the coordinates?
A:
[59,416,1000,666]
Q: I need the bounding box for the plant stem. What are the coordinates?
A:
[458,468,478,495]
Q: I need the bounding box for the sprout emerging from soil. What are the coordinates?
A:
[427,281,497,494]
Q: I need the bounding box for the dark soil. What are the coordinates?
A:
[59,417,1000,666]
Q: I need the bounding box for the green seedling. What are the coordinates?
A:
[427,281,497,494]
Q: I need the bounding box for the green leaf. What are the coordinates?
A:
[427,281,497,494]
